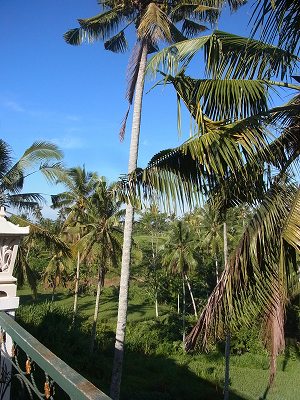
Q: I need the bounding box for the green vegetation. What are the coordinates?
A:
[2,1,299,399]
[16,285,300,400]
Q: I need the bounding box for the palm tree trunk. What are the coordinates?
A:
[184,274,197,317]
[110,40,148,400]
[90,266,103,354]
[51,281,56,302]
[72,251,80,325]
[182,276,186,345]
[177,292,180,313]
[215,258,219,284]
[51,270,57,302]
[223,221,231,400]
[155,291,159,318]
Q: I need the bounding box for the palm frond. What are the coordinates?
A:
[7,193,45,211]
[1,142,63,195]
[282,187,300,251]
[166,73,272,121]
[14,246,38,299]
[126,41,145,105]
[185,180,298,351]
[147,35,210,77]
[104,30,128,52]
[251,0,300,55]
[138,3,172,43]
[182,19,208,38]
[64,8,125,44]
[38,162,65,184]
[147,30,298,80]
[204,31,298,80]
[0,140,12,179]
[9,214,71,257]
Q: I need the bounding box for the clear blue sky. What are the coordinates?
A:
[0,1,292,217]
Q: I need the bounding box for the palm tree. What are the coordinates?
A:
[76,178,123,353]
[44,250,73,302]
[197,204,224,284]
[162,220,198,343]
[51,166,99,322]
[64,2,247,397]
[0,140,63,212]
[136,203,169,317]
[10,214,70,299]
[117,18,299,388]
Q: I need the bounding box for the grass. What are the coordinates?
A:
[16,285,300,400]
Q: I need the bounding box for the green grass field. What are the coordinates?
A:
[17,285,300,400]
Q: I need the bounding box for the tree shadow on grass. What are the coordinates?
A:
[282,338,300,372]
[18,290,73,305]
[16,306,248,400]
[121,350,247,400]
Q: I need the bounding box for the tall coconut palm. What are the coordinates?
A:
[117,18,300,388]
[64,2,246,397]
[76,178,123,353]
[198,204,224,283]
[0,140,63,212]
[51,166,99,322]
[162,220,198,343]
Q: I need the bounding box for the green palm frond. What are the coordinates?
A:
[38,162,65,184]
[282,187,300,251]
[63,28,83,45]
[166,73,272,121]
[170,1,222,25]
[0,140,13,180]
[251,0,300,55]
[147,30,298,80]
[204,31,297,80]
[118,113,272,212]
[147,35,210,76]
[10,214,71,257]
[78,9,124,41]
[18,141,63,169]
[185,180,298,350]
[14,246,38,299]
[104,30,128,52]
[182,19,208,37]
[64,8,125,45]
[8,194,45,211]
[2,142,63,193]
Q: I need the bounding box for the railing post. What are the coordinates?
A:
[0,207,29,400]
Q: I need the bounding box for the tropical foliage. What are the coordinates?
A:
[0,140,63,212]
[117,13,300,386]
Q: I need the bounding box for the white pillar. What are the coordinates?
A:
[0,208,29,400]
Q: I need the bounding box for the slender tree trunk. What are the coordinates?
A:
[51,270,57,302]
[90,266,103,354]
[182,276,186,345]
[110,40,148,400]
[184,274,197,317]
[72,251,80,325]
[155,291,159,318]
[51,282,56,302]
[215,258,219,284]
[223,221,231,400]
[177,292,180,314]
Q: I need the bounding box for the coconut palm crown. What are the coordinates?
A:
[0,140,63,213]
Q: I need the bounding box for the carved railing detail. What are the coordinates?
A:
[0,312,111,400]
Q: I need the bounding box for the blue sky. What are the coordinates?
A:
[0,1,295,217]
